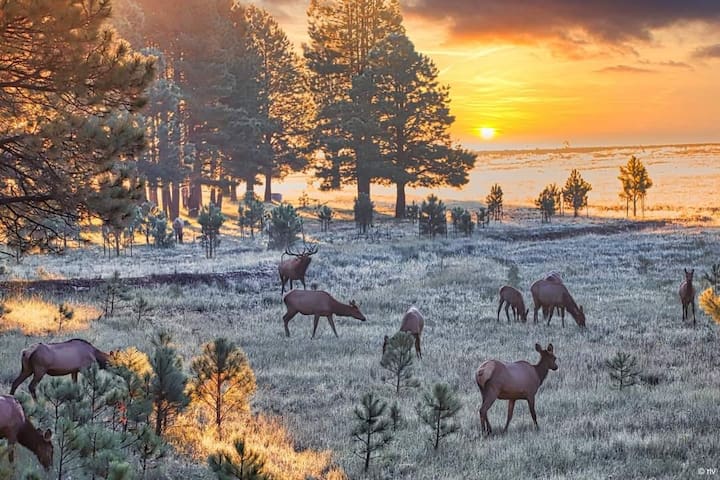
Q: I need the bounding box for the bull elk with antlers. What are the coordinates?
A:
[279,242,318,294]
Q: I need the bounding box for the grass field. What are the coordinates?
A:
[1,208,719,479]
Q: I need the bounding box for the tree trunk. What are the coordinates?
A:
[170,182,180,220]
[216,189,223,210]
[264,168,273,203]
[245,175,255,196]
[632,195,637,217]
[148,185,159,206]
[395,182,406,219]
[230,182,238,202]
[187,178,201,217]
[161,184,171,217]
[210,188,216,206]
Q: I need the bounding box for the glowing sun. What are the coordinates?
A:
[479,127,496,140]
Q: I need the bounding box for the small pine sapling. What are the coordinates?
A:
[606,352,641,390]
[352,392,393,472]
[699,288,720,324]
[56,302,74,332]
[208,438,271,480]
[416,383,462,450]
[380,332,420,395]
[102,270,127,317]
[133,296,152,326]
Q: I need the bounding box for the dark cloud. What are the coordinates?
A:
[402,1,720,49]
[639,59,694,70]
[595,65,657,74]
[693,43,720,59]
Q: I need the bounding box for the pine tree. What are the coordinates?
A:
[380,332,420,395]
[618,156,653,217]
[536,184,561,223]
[149,333,189,437]
[416,383,462,449]
[208,438,271,480]
[419,195,447,237]
[0,0,154,247]
[486,184,504,221]
[189,338,257,441]
[238,194,266,238]
[563,169,592,217]
[198,204,226,258]
[245,5,313,203]
[606,352,640,390]
[133,296,152,327]
[55,303,75,333]
[304,0,404,198]
[267,204,303,249]
[351,392,393,472]
[363,33,476,217]
[699,288,720,324]
[102,271,128,317]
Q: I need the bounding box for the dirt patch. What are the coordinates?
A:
[0,266,276,295]
[483,220,668,242]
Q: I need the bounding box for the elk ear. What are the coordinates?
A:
[691,268,695,274]
[547,343,553,353]
[43,429,52,441]
[535,343,542,353]
[350,300,357,307]
[684,268,688,274]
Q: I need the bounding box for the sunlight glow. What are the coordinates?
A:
[479,127,496,140]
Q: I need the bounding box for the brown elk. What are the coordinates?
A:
[282,289,366,338]
[0,395,53,469]
[476,343,558,435]
[383,306,425,358]
[10,339,112,400]
[497,286,529,322]
[679,268,696,325]
[279,242,319,294]
[530,278,586,327]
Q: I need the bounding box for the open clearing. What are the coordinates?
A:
[1,211,719,479]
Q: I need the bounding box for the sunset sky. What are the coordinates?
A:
[256,0,720,150]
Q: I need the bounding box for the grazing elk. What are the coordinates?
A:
[282,289,365,338]
[279,243,319,294]
[476,343,558,435]
[497,286,529,323]
[10,339,112,400]
[0,395,53,470]
[172,217,184,244]
[530,278,586,327]
[679,268,696,325]
[383,306,425,358]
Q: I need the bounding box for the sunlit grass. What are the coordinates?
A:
[1,296,102,335]
[169,406,345,480]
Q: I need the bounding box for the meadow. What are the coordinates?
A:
[1,205,718,479]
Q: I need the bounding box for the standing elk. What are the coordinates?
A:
[530,278,586,327]
[476,343,558,435]
[282,289,366,338]
[10,339,112,400]
[279,243,318,294]
[383,306,425,358]
[0,395,53,470]
[497,286,529,322]
[173,217,184,244]
[679,268,696,325]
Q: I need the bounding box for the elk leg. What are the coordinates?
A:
[301,278,306,290]
[10,368,32,395]
[504,400,516,432]
[497,299,504,322]
[479,390,498,435]
[327,315,339,338]
[280,276,287,295]
[28,370,45,400]
[283,309,298,337]
[415,334,422,359]
[505,304,511,323]
[528,397,539,429]
[560,308,565,328]
[311,315,321,338]
[8,443,15,463]
[692,301,696,325]
[72,372,78,383]
[533,305,541,324]
[546,306,554,326]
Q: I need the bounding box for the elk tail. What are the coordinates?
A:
[476,361,495,389]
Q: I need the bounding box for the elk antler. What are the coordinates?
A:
[305,242,319,256]
[285,245,302,257]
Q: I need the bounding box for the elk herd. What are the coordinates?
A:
[0,238,702,469]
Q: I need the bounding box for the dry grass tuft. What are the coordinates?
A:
[1,296,101,335]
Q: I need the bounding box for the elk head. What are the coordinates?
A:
[285,242,319,264]
[348,300,366,321]
[34,428,53,470]
[684,268,694,283]
[535,343,558,370]
[575,305,586,327]
[520,308,529,322]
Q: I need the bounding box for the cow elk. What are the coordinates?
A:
[10,338,112,400]
[530,278,585,327]
[476,343,558,435]
[282,289,366,338]
[679,268,696,325]
[497,286,529,323]
[279,242,319,294]
[383,306,425,358]
[0,395,53,469]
